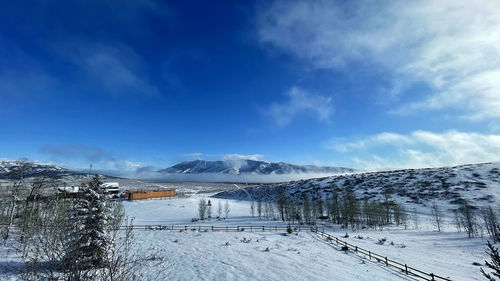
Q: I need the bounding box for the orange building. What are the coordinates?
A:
[125,189,176,200]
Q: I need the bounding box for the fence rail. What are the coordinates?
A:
[119,224,305,232]
[313,229,452,281]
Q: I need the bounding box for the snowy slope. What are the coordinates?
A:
[214,162,500,211]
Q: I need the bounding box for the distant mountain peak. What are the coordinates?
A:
[158,159,355,175]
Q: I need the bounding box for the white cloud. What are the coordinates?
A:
[266,87,333,126]
[257,0,500,120]
[221,154,264,161]
[183,152,204,157]
[328,130,500,169]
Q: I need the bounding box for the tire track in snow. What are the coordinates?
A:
[233,184,251,200]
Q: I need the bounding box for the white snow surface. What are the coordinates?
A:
[124,195,492,281]
[1,180,496,280]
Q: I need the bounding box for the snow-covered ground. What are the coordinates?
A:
[124,193,493,281]
[1,183,496,280]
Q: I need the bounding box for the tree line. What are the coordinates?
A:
[247,187,500,243]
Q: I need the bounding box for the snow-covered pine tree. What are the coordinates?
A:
[481,241,500,280]
[63,175,112,273]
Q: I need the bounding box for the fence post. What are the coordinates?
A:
[262,226,265,232]
[212,226,214,231]
[198,225,201,231]
[237,226,239,231]
[336,237,338,245]
[185,226,187,231]
[385,257,388,266]
[405,264,408,275]
[355,246,358,252]
[430,273,435,281]
[251,226,252,232]
[275,226,277,231]
[369,251,371,260]
[226,226,228,232]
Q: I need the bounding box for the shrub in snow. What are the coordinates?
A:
[377,238,387,245]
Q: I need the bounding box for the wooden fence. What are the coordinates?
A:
[313,229,452,281]
[119,224,303,232]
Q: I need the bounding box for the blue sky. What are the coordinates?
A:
[1,0,500,174]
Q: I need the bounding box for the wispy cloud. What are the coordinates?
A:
[266,87,333,126]
[39,144,147,172]
[327,130,500,169]
[257,0,500,120]
[221,154,264,161]
[183,153,204,158]
[40,144,115,163]
[52,41,160,97]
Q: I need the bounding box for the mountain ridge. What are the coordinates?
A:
[158,159,355,175]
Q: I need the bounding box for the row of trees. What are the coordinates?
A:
[1,169,169,280]
[247,188,499,242]
[198,199,230,221]
[249,189,410,230]
[430,200,500,242]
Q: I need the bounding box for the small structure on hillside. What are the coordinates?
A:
[103,182,120,196]
[125,189,176,200]
[58,185,79,194]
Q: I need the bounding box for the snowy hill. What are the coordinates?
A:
[159,159,355,175]
[214,162,500,210]
[0,160,113,181]
[0,160,83,179]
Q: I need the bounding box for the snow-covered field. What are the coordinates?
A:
[1,181,496,280]
[124,192,493,281]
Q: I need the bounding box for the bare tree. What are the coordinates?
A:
[453,209,462,232]
[257,199,262,219]
[459,202,478,238]
[481,206,499,243]
[411,208,419,230]
[250,201,255,217]
[217,201,223,219]
[224,200,230,219]
[3,158,30,240]
[430,202,443,232]
[198,199,207,221]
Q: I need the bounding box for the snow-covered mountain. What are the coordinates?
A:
[0,160,112,181]
[214,162,500,210]
[0,160,83,179]
[159,159,355,175]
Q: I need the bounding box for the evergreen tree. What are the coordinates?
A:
[481,241,500,280]
[63,175,112,272]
